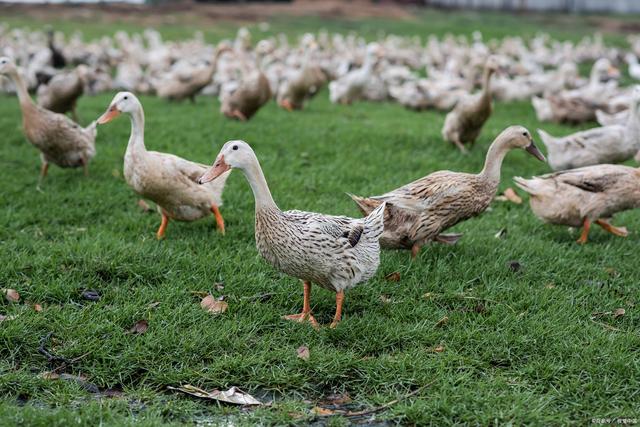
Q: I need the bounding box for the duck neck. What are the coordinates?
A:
[242,157,278,212]
[479,137,509,184]
[127,104,147,156]
[481,67,493,102]
[9,69,35,111]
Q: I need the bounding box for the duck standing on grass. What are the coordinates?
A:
[96,92,229,239]
[514,165,640,244]
[441,55,500,153]
[0,57,97,185]
[198,141,386,328]
[351,126,545,258]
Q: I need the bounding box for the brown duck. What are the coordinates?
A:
[350,126,546,258]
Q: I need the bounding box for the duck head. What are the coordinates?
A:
[199,140,253,184]
[97,91,140,124]
[501,125,546,162]
[0,57,18,76]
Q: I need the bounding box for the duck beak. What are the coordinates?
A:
[97,105,121,124]
[525,141,546,162]
[198,155,230,184]
[279,99,294,112]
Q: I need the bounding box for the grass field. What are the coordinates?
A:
[1,9,640,426]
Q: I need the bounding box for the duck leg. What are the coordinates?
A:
[232,109,247,121]
[211,204,225,235]
[283,281,318,328]
[81,157,89,177]
[329,290,345,329]
[156,212,169,240]
[411,244,421,259]
[577,217,591,244]
[595,219,628,237]
[38,161,49,187]
[452,138,468,154]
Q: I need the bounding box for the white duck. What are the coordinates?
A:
[329,43,382,104]
[626,53,640,81]
[197,141,386,328]
[96,92,229,239]
[538,85,640,171]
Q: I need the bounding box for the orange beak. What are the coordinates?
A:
[97,105,121,124]
[198,155,230,184]
[279,99,294,112]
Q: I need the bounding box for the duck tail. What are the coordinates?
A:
[347,193,381,216]
[536,128,556,149]
[513,176,541,196]
[363,201,386,241]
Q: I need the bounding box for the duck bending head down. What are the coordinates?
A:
[199,140,387,328]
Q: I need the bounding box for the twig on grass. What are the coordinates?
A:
[38,333,69,364]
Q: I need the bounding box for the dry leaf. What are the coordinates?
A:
[432,345,445,353]
[129,319,149,334]
[3,289,20,303]
[613,308,626,318]
[422,292,436,300]
[201,295,228,314]
[545,283,556,289]
[137,199,151,212]
[503,188,522,204]
[81,290,100,301]
[41,372,60,380]
[311,406,338,416]
[297,345,310,361]
[384,271,401,282]
[605,267,619,277]
[494,228,507,239]
[214,283,225,291]
[435,316,448,327]
[147,302,161,310]
[33,304,43,312]
[323,392,352,405]
[379,295,392,304]
[168,384,262,405]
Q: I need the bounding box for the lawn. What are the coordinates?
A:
[1,8,639,426]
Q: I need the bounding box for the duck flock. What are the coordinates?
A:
[1,25,640,327]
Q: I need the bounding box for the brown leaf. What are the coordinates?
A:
[613,308,626,318]
[129,320,149,334]
[296,345,310,361]
[432,345,445,353]
[422,292,436,300]
[3,289,20,303]
[201,295,228,314]
[323,392,352,405]
[147,302,161,310]
[545,283,556,289]
[214,283,225,291]
[434,316,448,328]
[379,295,392,304]
[311,406,338,416]
[168,384,262,405]
[33,304,43,312]
[503,188,522,204]
[605,267,619,277]
[384,271,401,282]
[41,372,60,380]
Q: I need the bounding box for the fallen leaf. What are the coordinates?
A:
[214,283,225,291]
[201,295,228,314]
[296,345,310,361]
[311,406,338,416]
[168,384,262,405]
[129,320,149,334]
[147,302,161,310]
[494,228,507,239]
[605,267,619,277]
[474,303,486,314]
[33,304,43,312]
[41,372,60,380]
[422,292,436,300]
[3,289,20,303]
[323,392,352,405]
[432,345,445,353]
[434,316,448,328]
[379,295,392,304]
[384,271,401,282]
[613,308,626,318]
[137,199,151,212]
[545,283,556,289]
[81,290,100,301]
[506,260,522,272]
[503,188,522,204]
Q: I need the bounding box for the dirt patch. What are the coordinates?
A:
[0,0,416,28]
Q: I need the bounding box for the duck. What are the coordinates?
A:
[514,164,640,244]
[277,64,328,111]
[350,126,545,258]
[328,43,382,105]
[46,28,66,69]
[441,55,500,153]
[538,85,640,171]
[37,65,88,122]
[595,109,628,127]
[626,53,640,81]
[96,92,229,238]
[197,140,386,328]
[220,67,272,121]
[0,57,97,184]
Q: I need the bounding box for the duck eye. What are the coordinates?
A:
[124,96,128,100]
[232,145,238,151]
[522,132,528,137]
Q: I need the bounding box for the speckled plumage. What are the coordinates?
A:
[37,66,85,118]
[351,126,545,252]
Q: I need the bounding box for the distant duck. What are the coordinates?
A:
[47,28,66,69]
[329,43,382,104]
[198,141,386,328]
[626,53,640,81]
[441,56,500,153]
[96,92,229,238]
[538,85,640,171]
[37,65,88,122]
[515,164,640,244]
[350,126,545,258]
[0,57,97,184]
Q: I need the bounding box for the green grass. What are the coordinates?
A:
[1,11,640,426]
